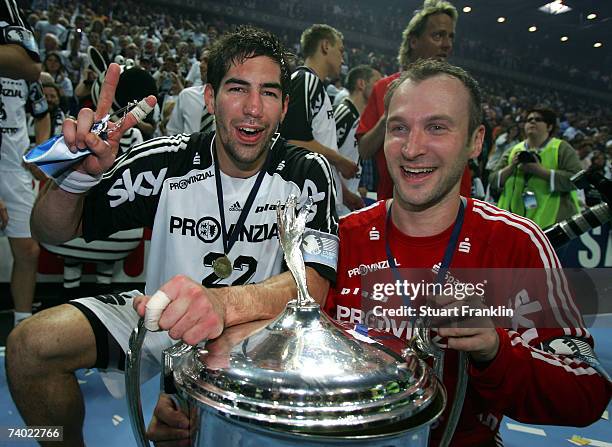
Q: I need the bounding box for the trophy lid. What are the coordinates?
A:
[173,301,443,434]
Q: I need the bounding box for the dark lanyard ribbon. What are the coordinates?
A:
[212,136,272,256]
[384,198,466,304]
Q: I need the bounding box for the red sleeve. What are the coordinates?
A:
[469,222,611,426]
[356,80,384,139]
[469,328,611,426]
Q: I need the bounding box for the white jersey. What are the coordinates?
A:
[82,131,339,294]
[280,66,342,207]
[0,78,48,171]
[165,84,214,135]
[333,97,362,215]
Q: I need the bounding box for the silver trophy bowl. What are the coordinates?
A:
[126,194,447,446]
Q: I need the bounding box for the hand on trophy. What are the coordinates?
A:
[277,195,315,306]
[146,393,191,446]
[133,274,226,346]
[426,293,499,364]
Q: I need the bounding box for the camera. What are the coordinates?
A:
[544,170,611,248]
[517,150,541,164]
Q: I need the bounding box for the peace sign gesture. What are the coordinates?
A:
[62,63,157,176]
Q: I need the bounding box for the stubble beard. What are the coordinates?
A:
[217,120,274,172]
[393,151,468,212]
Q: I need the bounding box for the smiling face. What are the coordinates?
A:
[384,75,483,211]
[205,55,288,177]
[410,13,455,61]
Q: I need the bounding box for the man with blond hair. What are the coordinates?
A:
[357,0,472,201]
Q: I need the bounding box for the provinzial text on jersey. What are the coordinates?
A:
[168,170,214,190]
[170,216,279,243]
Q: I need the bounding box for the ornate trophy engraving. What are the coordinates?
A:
[276,195,315,306]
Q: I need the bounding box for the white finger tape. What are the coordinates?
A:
[145,290,171,331]
[131,98,154,123]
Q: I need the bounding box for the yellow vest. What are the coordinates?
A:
[497,138,579,229]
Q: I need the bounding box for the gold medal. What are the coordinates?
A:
[213,255,233,279]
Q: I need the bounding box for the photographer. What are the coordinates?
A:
[489,108,582,229]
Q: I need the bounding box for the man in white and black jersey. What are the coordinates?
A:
[0,0,41,82]
[0,0,50,326]
[334,65,381,215]
[7,26,338,445]
[166,49,215,136]
[280,24,358,215]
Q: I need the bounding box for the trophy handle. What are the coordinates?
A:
[125,317,151,447]
[409,319,468,447]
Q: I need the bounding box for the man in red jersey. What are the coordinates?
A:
[325,59,611,446]
[357,0,472,200]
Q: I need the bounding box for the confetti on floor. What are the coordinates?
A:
[569,435,592,445]
[506,423,547,436]
[602,410,609,421]
[112,415,124,426]
[78,380,87,385]
[84,369,95,376]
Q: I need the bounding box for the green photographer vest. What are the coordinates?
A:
[497,138,579,229]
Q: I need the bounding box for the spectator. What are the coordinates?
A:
[165,50,214,135]
[491,108,581,229]
[34,8,67,50]
[357,0,472,200]
[42,51,74,103]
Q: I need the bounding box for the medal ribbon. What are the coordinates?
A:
[212,135,273,257]
[384,197,466,309]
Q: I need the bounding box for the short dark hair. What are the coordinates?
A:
[300,24,343,59]
[384,59,483,137]
[207,26,291,100]
[346,65,376,93]
[527,107,557,136]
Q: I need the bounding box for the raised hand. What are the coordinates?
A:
[62,63,157,176]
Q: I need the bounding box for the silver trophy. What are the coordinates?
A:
[276,195,315,306]
[126,194,450,447]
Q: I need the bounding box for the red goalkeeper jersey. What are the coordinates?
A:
[325,199,611,446]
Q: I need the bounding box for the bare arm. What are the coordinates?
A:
[489,151,519,192]
[357,115,386,160]
[0,45,41,82]
[288,139,357,179]
[34,113,50,145]
[31,181,84,244]
[223,267,329,326]
[134,267,331,345]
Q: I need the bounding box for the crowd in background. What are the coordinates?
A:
[24,0,611,200]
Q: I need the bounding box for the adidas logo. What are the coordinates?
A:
[193,154,201,165]
[276,161,286,171]
[229,201,242,212]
